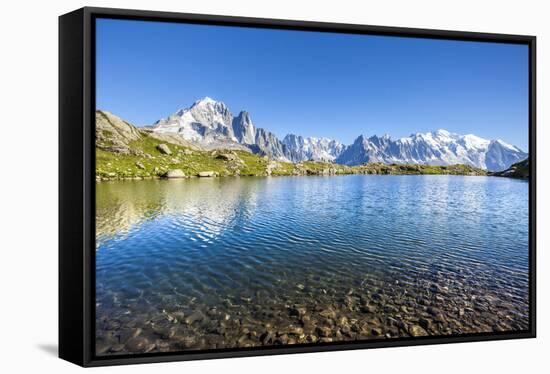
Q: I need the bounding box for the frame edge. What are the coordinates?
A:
[59,8,86,367]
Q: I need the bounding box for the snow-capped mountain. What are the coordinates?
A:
[484,139,528,172]
[283,134,346,162]
[152,98,527,171]
[152,97,241,148]
[153,97,289,159]
[335,130,527,171]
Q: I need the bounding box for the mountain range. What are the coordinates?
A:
[151,97,527,171]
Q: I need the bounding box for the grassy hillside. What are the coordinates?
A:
[95,110,487,181]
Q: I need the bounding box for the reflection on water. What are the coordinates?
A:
[95,175,529,355]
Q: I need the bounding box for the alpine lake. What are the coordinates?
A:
[95,174,529,355]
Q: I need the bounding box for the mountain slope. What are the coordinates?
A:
[490,158,529,179]
[96,110,143,154]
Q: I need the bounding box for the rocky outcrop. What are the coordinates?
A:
[96,110,142,154]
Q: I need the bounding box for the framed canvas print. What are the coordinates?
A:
[59,7,536,367]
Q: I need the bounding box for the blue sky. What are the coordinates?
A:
[96,18,529,150]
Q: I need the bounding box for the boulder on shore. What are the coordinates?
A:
[162,169,186,178]
[197,171,216,177]
[216,153,238,161]
[156,144,172,155]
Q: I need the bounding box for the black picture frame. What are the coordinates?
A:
[59,6,537,367]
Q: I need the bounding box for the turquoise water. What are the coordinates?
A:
[95,175,529,355]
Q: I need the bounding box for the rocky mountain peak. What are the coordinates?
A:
[191,96,228,111]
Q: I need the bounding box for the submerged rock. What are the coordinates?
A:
[124,336,150,352]
[419,318,431,330]
[184,311,205,325]
[289,306,307,317]
[319,308,337,319]
[409,325,428,337]
[371,327,383,336]
[316,326,332,337]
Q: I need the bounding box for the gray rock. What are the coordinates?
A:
[135,161,145,170]
[162,169,186,178]
[156,143,172,155]
[197,171,215,177]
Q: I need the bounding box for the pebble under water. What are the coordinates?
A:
[95,175,529,355]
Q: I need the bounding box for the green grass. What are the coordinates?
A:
[96,132,229,179]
